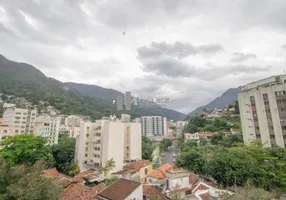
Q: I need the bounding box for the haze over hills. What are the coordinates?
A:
[188,87,242,117]
[0,54,186,120]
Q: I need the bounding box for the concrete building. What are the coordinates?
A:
[238,75,286,148]
[141,116,167,137]
[76,120,142,173]
[2,104,37,133]
[121,114,131,123]
[117,95,123,111]
[34,116,60,145]
[0,126,21,142]
[125,91,132,111]
[134,118,141,123]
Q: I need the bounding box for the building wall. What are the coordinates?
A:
[125,184,143,200]
[168,176,189,190]
[129,123,142,160]
[239,75,286,147]
[141,116,167,136]
[102,121,125,174]
[0,127,21,142]
[2,106,36,133]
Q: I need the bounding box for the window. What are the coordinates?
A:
[85,154,88,157]
[250,96,255,100]
[86,133,89,137]
[255,126,260,130]
[15,112,21,115]
[280,108,286,112]
[270,135,275,139]
[277,100,282,104]
[266,109,271,114]
[270,126,274,130]
[283,135,286,139]
[96,133,101,137]
[264,101,269,105]
[282,126,286,130]
[251,103,256,107]
[263,94,268,98]
[281,117,286,122]
[256,134,261,138]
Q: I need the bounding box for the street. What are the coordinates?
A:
[163,142,179,165]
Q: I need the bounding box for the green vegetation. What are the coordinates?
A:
[51,135,79,176]
[0,134,54,166]
[184,116,240,133]
[159,138,172,153]
[105,176,119,186]
[142,136,155,161]
[176,141,286,192]
[0,158,63,200]
[100,158,116,176]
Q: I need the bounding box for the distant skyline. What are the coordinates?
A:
[1,0,286,113]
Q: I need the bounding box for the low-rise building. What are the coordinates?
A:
[97,178,143,200]
[184,133,200,143]
[112,160,152,183]
[147,164,174,185]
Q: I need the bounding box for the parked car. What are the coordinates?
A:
[173,154,176,157]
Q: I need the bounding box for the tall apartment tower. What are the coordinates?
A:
[125,91,131,111]
[141,116,168,137]
[2,104,37,133]
[117,96,123,111]
[238,75,286,148]
[75,120,142,173]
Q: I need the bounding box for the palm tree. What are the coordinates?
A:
[100,158,116,177]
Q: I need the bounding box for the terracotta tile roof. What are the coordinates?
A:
[193,183,210,192]
[169,187,192,193]
[199,192,211,200]
[112,168,140,175]
[97,178,141,200]
[189,172,200,185]
[143,185,167,200]
[127,159,149,169]
[75,170,94,178]
[60,183,106,200]
[147,164,174,179]
[42,168,84,186]
[166,167,185,172]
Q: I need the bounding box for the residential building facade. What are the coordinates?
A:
[0,126,21,142]
[34,116,60,145]
[2,103,37,133]
[141,116,167,137]
[76,119,142,173]
[238,75,286,147]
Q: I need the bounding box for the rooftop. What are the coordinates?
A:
[189,172,200,185]
[143,185,167,200]
[147,164,174,179]
[112,159,149,175]
[97,178,141,200]
[60,183,106,200]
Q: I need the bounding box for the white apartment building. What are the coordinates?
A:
[238,75,286,148]
[141,116,167,137]
[76,120,142,173]
[2,103,37,133]
[34,116,60,145]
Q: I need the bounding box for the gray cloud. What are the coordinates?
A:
[282,45,286,49]
[138,42,223,59]
[231,52,257,62]
[142,57,194,78]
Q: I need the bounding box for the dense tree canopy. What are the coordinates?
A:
[0,134,54,166]
[159,138,172,153]
[142,136,155,161]
[51,135,79,176]
[177,142,286,192]
[0,158,63,200]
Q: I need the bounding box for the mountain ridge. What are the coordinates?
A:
[188,87,242,116]
[0,54,186,120]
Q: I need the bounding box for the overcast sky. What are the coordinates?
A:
[1,0,286,113]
